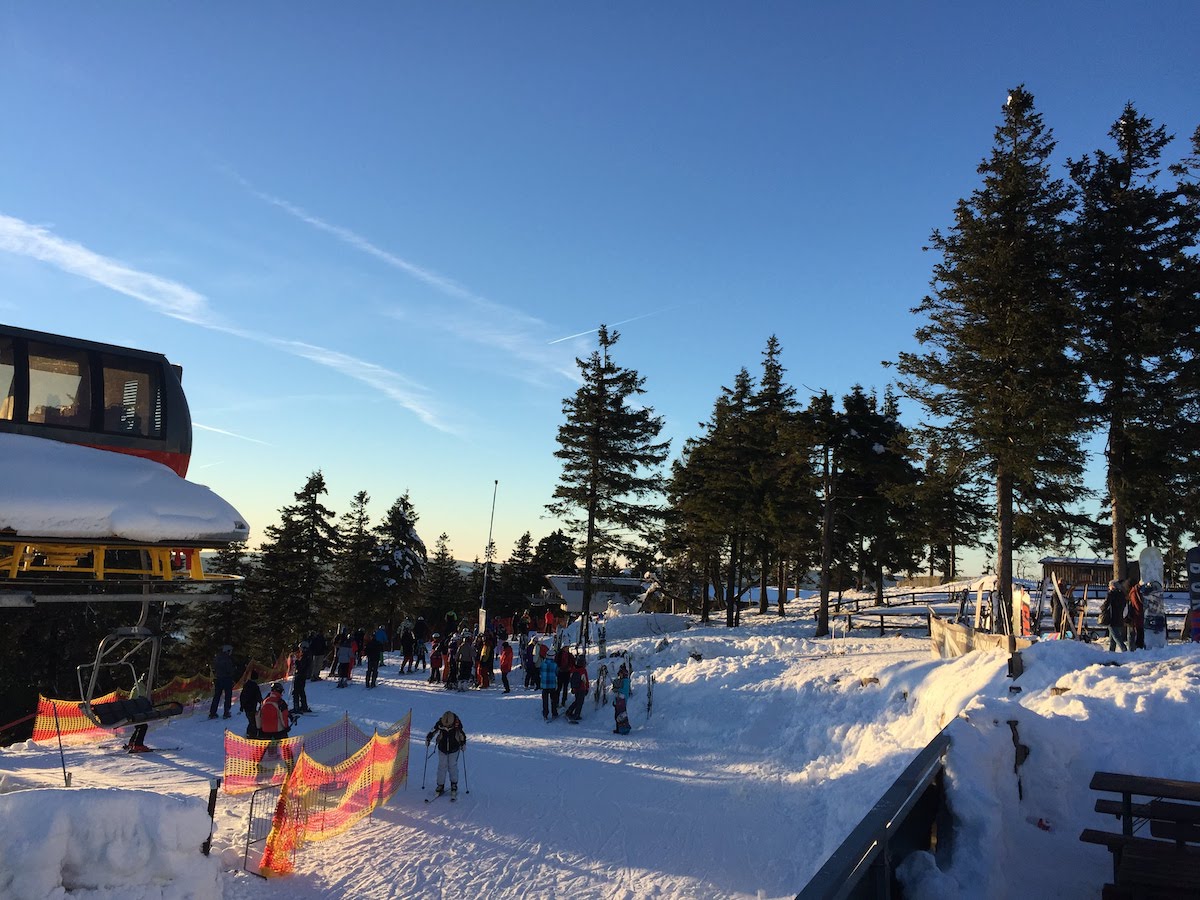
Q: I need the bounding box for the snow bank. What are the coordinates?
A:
[0,787,222,900]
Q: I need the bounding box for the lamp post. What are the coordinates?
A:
[479,480,498,633]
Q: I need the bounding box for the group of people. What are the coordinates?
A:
[203,611,636,758]
[427,630,513,691]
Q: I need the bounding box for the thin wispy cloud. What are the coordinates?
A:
[547,308,679,345]
[0,211,456,433]
[229,173,579,382]
[193,423,273,446]
[0,214,218,326]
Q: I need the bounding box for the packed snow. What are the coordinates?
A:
[3,602,1200,900]
[0,433,249,544]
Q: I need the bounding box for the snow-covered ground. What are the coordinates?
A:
[3,605,1199,899]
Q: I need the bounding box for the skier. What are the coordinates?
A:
[425,710,466,799]
[429,635,444,684]
[240,669,263,739]
[293,642,313,713]
[364,632,383,688]
[258,683,291,740]
[612,664,631,735]
[399,624,416,673]
[566,655,590,722]
[456,634,474,687]
[335,635,355,687]
[539,644,559,720]
[307,632,327,680]
[522,639,538,689]
[555,643,573,708]
[125,675,152,753]
[208,644,235,719]
[477,635,493,689]
[499,640,514,693]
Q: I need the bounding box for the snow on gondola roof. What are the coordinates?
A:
[0,433,248,544]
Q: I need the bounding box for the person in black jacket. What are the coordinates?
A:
[292,643,313,712]
[240,670,263,738]
[1104,579,1129,652]
[208,644,235,719]
[364,633,383,688]
[425,710,466,798]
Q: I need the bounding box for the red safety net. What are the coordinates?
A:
[257,712,411,876]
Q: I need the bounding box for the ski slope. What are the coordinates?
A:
[3,609,1200,899]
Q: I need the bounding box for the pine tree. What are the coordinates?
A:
[909,430,991,580]
[546,325,670,652]
[668,368,758,627]
[896,86,1087,629]
[498,532,542,617]
[1069,105,1200,578]
[533,529,577,576]
[748,336,818,616]
[423,533,467,623]
[332,491,388,633]
[241,471,340,658]
[375,492,427,633]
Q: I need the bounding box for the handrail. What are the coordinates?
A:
[797,729,952,900]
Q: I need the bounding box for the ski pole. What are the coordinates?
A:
[421,744,433,789]
[462,744,470,794]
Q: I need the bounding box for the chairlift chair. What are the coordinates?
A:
[76,598,184,731]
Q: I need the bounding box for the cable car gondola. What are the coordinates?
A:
[0,322,192,477]
[0,325,247,734]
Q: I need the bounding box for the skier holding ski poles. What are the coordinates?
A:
[425,710,467,799]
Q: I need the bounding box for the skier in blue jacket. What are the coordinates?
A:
[538,645,559,720]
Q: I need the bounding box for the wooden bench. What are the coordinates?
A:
[1083,771,1200,895]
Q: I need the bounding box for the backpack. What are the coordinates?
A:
[257,695,289,734]
[1097,597,1111,626]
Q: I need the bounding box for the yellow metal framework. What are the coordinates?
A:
[0,541,227,582]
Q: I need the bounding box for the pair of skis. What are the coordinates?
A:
[424,789,458,803]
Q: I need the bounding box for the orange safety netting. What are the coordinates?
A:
[223,713,373,794]
[258,712,411,876]
[30,692,122,743]
[29,650,292,745]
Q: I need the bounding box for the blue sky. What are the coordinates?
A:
[1,3,1197,573]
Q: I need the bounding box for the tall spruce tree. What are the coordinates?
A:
[1069,105,1200,578]
[242,471,340,657]
[423,533,467,623]
[748,336,815,616]
[546,326,669,654]
[909,430,991,580]
[498,532,542,616]
[896,86,1087,629]
[533,529,577,576]
[332,491,388,632]
[1171,126,1200,539]
[375,492,427,632]
[668,369,758,627]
